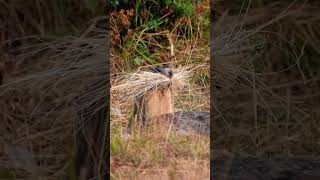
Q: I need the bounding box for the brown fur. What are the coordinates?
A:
[132,85,173,133]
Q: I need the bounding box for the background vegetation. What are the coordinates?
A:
[0,1,107,179]
[110,0,210,72]
[213,0,320,158]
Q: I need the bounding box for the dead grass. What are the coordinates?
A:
[112,159,209,180]
[110,131,210,180]
[111,67,190,102]
[0,28,108,179]
[213,0,320,158]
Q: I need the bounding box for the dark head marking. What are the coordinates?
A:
[150,67,173,78]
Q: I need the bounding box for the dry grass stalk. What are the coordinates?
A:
[111,67,189,99]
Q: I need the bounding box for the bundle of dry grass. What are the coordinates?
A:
[111,66,195,135]
[111,67,190,101]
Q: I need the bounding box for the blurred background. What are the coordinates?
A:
[213,0,320,157]
[0,1,107,179]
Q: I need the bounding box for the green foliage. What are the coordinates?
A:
[172,0,195,17]
[111,0,202,31]
[110,135,123,155]
[142,19,164,31]
[111,0,209,70]
[111,0,133,10]
[164,0,173,6]
[0,170,15,179]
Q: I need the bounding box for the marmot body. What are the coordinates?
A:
[127,67,174,133]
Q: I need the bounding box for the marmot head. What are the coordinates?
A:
[150,67,173,78]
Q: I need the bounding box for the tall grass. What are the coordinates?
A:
[0,0,108,177]
[0,0,106,41]
[212,0,320,157]
[0,30,108,179]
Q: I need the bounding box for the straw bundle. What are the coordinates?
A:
[111,67,190,101]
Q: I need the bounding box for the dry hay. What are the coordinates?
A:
[110,67,191,117]
[110,66,201,133]
[111,67,190,101]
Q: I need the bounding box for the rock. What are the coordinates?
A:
[164,111,210,135]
